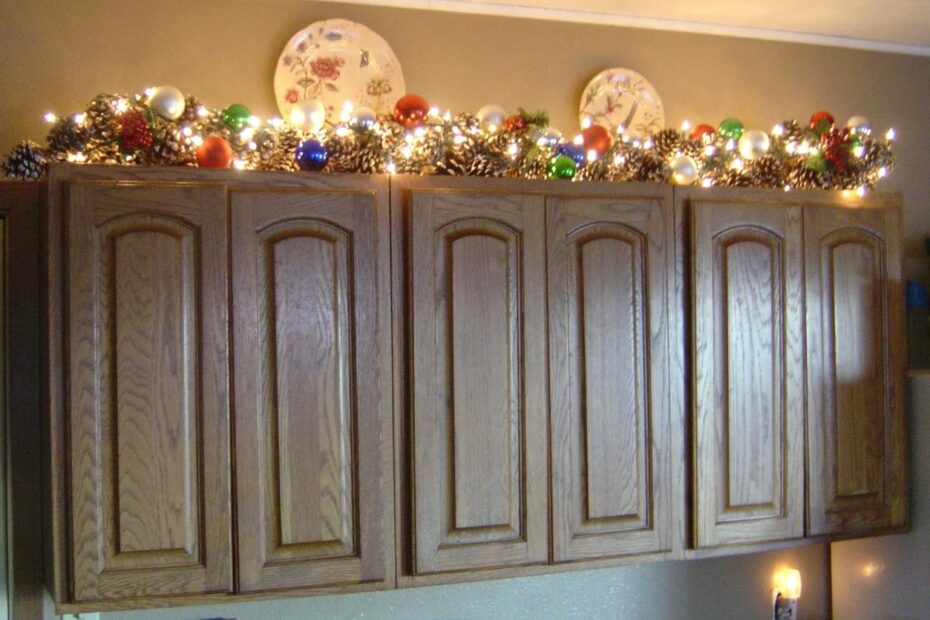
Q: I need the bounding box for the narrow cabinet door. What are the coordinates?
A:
[404,188,548,574]
[805,202,907,535]
[547,189,677,562]
[691,193,805,547]
[67,182,232,601]
[232,185,393,591]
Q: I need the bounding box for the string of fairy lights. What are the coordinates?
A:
[1,86,896,195]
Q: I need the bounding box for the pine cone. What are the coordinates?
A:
[652,128,684,158]
[47,117,87,159]
[634,151,670,183]
[466,153,506,177]
[149,126,195,165]
[178,95,203,124]
[453,113,480,133]
[680,138,705,160]
[3,141,47,181]
[778,120,806,145]
[435,153,468,176]
[85,94,121,142]
[717,168,753,187]
[786,166,824,189]
[748,155,784,188]
[575,160,610,182]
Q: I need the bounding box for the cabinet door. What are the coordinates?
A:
[547,190,677,562]
[405,189,548,574]
[231,186,393,591]
[67,182,231,601]
[805,203,907,535]
[691,195,805,547]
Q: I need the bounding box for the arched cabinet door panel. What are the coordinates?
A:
[547,188,678,562]
[66,181,232,601]
[231,185,394,592]
[689,192,805,548]
[805,203,907,536]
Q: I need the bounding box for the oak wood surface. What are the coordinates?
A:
[66,180,232,600]
[805,200,908,535]
[547,185,678,562]
[688,189,805,547]
[231,180,394,592]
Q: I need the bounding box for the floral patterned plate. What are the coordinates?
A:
[579,68,664,139]
[274,19,405,123]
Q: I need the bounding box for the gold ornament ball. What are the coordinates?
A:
[289,99,326,132]
[737,129,771,160]
[148,85,186,120]
[477,104,507,133]
[669,154,699,185]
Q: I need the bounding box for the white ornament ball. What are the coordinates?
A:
[535,126,563,148]
[737,129,771,160]
[477,104,507,133]
[846,115,873,136]
[669,154,699,185]
[289,99,326,132]
[353,105,377,128]
[148,85,186,120]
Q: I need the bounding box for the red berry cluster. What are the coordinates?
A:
[118,110,152,153]
[821,128,850,174]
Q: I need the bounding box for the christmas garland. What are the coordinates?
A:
[2,90,895,193]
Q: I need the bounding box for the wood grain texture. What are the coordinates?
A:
[231,181,394,592]
[399,179,548,574]
[689,189,805,548]
[805,200,908,536]
[0,183,43,619]
[547,186,677,562]
[67,181,232,601]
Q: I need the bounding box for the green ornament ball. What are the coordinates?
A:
[806,153,828,173]
[548,154,577,180]
[222,103,252,131]
[718,117,745,140]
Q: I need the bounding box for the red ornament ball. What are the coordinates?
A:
[196,136,234,169]
[809,111,835,135]
[393,94,430,129]
[689,123,716,142]
[504,114,527,132]
[581,124,611,155]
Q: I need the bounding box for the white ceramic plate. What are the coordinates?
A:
[579,68,664,139]
[274,19,405,123]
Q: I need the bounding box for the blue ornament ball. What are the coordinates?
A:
[556,144,587,168]
[295,139,329,171]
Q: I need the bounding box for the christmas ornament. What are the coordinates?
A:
[581,124,611,156]
[809,111,835,135]
[846,115,872,135]
[393,94,429,128]
[196,135,233,168]
[118,110,152,153]
[821,128,849,173]
[556,144,587,167]
[669,154,698,185]
[548,154,576,180]
[148,85,186,120]
[504,114,526,132]
[737,129,771,160]
[535,126,562,148]
[353,105,378,128]
[289,99,326,132]
[690,123,716,142]
[477,104,507,133]
[295,139,329,171]
[718,118,745,140]
[222,103,252,131]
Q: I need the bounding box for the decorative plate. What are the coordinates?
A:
[579,68,664,139]
[274,19,405,122]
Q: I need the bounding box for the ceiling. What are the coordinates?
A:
[339,0,930,55]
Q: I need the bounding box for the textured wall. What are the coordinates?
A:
[5,1,923,618]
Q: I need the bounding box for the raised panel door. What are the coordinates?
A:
[691,193,805,547]
[547,188,677,562]
[805,202,907,535]
[67,181,231,601]
[404,188,548,574]
[231,185,393,591]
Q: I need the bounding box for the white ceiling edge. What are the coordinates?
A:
[337,0,930,57]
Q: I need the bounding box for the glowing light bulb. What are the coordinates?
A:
[248,141,257,150]
[730,157,745,171]
[144,87,155,98]
[704,145,716,157]
[613,154,626,166]
[67,152,87,163]
[73,113,86,124]
[386,161,397,174]
[191,135,204,147]
[181,126,193,137]
[247,115,261,128]
[587,149,598,162]
[772,124,785,136]
[701,177,714,188]
[784,185,792,191]
[44,112,57,123]
[878,166,888,178]
[197,106,209,118]
[115,98,129,113]
[269,117,284,128]
[725,139,736,151]
[428,106,439,118]
[643,139,654,149]
[581,115,593,129]
[573,134,584,146]
[335,126,350,137]
[239,127,255,141]
[681,120,692,132]
[507,142,518,157]
[401,145,413,158]
[857,185,868,197]
[885,128,896,141]
[232,158,247,170]
[852,145,865,158]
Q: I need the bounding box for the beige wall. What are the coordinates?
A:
[4,1,926,617]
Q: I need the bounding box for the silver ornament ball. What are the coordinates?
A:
[535,126,563,148]
[737,129,771,160]
[148,85,186,121]
[477,104,507,133]
[289,99,326,132]
[846,115,873,136]
[669,154,699,185]
[353,105,378,129]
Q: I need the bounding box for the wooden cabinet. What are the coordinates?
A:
[231,183,394,591]
[805,199,908,536]
[689,189,806,547]
[547,185,679,562]
[394,179,549,574]
[65,180,233,600]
